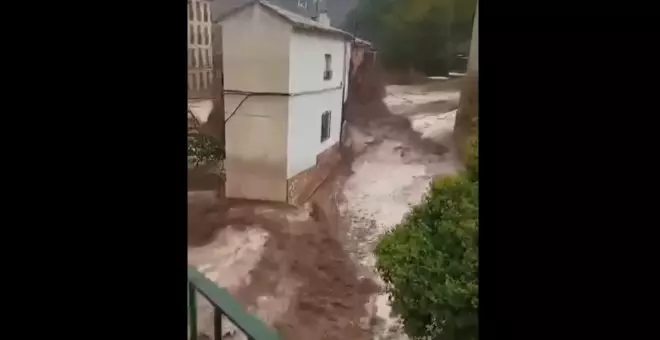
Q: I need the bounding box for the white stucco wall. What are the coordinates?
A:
[225,94,289,201]
[289,31,349,94]
[285,30,350,178]
[286,88,343,178]
[220,4,292,93]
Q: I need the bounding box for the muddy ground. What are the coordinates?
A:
[188,190,377,340]
[187,77,463,340]
[340,81,463,340]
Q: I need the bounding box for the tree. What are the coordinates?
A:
[344,0,477,75]
[374,138,478,340]
[187,25,226,198]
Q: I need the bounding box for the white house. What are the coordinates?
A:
[217,0,352,203]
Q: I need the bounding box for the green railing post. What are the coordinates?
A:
[187,266,280,340]
[188,282,198,340]
[214,307,224,340]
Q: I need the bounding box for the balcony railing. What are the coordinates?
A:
[188,266,280,340]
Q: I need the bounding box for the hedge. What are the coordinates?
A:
[375,138,478,340]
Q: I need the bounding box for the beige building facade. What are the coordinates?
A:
[188,0,214,98]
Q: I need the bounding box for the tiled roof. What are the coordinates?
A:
[216,0,353,39]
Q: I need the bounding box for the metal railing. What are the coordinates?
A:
[188,266,280,340]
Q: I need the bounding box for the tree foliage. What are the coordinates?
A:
[188,133,224,168]
[187,109,225,168]
[374,138,478,340]
[344,0,477,75]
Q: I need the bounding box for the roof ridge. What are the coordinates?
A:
[215,0,354,39]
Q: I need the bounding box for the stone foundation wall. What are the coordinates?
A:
[287,143,342,206]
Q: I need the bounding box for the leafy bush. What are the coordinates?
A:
[374,139,478,340]
[187,133,224,168]
[187,108,225,169]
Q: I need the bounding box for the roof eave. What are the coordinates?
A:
[292,26,353,40]
[213,0,259,24]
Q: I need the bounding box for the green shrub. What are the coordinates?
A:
[465,136,478,182]
[187,133,224,168]
[374,140,478,340]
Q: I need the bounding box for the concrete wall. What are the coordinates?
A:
[287,142,340,206]
[286,88,344,178]
[221,4,291,93]
[289,31,348,94]
[224,94,289,201]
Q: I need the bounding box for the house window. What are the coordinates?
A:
[324,54,332,80]
[188,48,193,68]
[197,26,202,46]
[207,72,213,89]
[191,73,197,91]
[204,3,209,22]
[320,111,331,142]
[204,26,209,45]
[188,2,193,21]
[196,2,201,21]
[298,0,307,9]
[193,49,199,67]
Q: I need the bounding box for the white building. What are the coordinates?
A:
[217,0,352,203]
[188,0,214,98]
